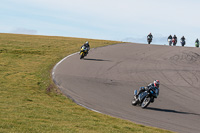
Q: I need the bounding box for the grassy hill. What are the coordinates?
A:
[0,33,173,133]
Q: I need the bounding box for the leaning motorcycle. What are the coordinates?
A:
[180,40,185,47]
[168,39,172,46]
[80,46,88,59]
[131,88,158,108]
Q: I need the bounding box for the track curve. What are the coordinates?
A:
[53,43,200,133]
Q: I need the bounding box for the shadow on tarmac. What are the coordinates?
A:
[146,107,200,116]
[83,58,111,62]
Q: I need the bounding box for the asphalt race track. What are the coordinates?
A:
[53,43,200,133]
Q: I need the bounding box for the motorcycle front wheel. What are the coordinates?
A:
[141,97,151,108]
[80,52,84,59]
[131,96,138,106]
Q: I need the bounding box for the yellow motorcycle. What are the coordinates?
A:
[80,46,88,59]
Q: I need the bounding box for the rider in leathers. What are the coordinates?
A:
[168,35,172,40]
[147,33,153,42]
[173,35,177,40]
[196,38,199,43]
[181,36,185,41]
[136,80,160,102]
[173,35,177,45]
[195,39,199,47]
[80,41,90,55]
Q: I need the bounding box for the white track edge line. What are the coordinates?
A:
[51,51,104,115]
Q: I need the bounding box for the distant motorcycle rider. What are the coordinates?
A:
[168,35,172,39]
[147,33,153,44]
[168,35,173,46]
[181,36,185,41]
[180,36,186,46]
[196,38,199,43]
[136,80,160,101]
[195,38,199,47]
[81,41,90,55]
[173,35,177,41]
[147,33,153,40]
[83,41,90,49]
[172,35,177,46]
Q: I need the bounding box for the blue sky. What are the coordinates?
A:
[1,0,200,47]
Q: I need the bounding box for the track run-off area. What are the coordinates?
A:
[53,43,200,133]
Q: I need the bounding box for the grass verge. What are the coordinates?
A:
[0,33,173,133]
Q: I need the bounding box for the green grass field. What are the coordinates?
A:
[0,33,174,133]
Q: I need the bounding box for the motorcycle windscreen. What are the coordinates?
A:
[134,90,137,95]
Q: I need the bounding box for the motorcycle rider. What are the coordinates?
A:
[173,35,177,40]
[83,41,90,49]
[168,35,173,46]
[168,35,172,40]
[172,35,177,45]
[180,36,186,46]
[147,33,153,43]
[195,38,199,47]
[181,36,185,41]
[80,41,90,55]
[136,80,160,100]
[196,38,199,43]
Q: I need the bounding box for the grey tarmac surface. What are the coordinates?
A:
[53,43,200,133]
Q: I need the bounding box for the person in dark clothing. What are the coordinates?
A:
[196,38,199,44]
[136,80,160,99]
[181,36,185,41]
[195,38,199,47]
[147,33,153,44]
[83,41,90,49]
[147,33,153,39]
[173,35,177,40]
[168,35,172,39]
[180,36,186,46]
[80,41,90,55]
[168,35,173,46]
[172,35,177,46]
